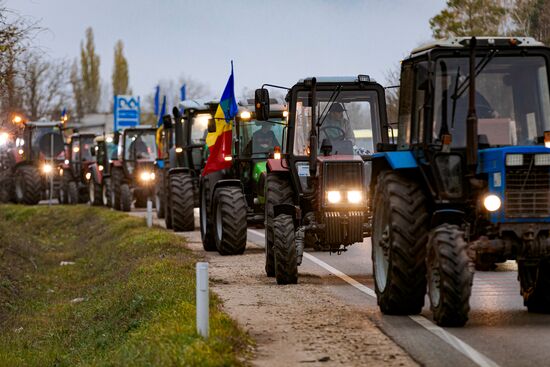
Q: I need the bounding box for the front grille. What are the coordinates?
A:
[323,161,363,189]
[505,154,550,218]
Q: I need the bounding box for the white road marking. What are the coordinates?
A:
[248,229,501,367]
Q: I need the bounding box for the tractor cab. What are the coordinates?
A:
[15,121,65,168]
[86,135,116,206]
[255,75,388,284]
[371,37,550,327]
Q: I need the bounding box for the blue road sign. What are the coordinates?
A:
[114,95,140,131]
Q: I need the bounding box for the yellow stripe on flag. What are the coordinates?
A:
[206,104,233,147]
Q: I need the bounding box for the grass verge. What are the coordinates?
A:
[0,205,251,366]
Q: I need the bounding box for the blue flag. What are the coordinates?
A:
[157,95,166,128]
[154,85,160,117]
[218,61,238,122]
[180,84,186,102]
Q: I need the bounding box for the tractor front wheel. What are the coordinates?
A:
[102,178,112,207]
[273,214,298,285]
[67,181,79,205]
[120,183,132,212]
[199,177,216,251]
[213,186,247,255]
[89,179,102,206]
[14,165,41,205]
[111,169,122,210]
[171,173,195,231]
[264,174,293,277]
[427,224,474,327]
[519,260,550,313]
[371,171,429,315]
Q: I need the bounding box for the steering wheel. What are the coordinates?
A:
[321,126,346,141]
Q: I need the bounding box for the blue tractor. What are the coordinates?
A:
[371,37,550,326]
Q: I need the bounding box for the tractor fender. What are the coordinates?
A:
[431,209,465,227]
[209,179,243,211]
[371,152,419,191]
[267,158,289,173]
[168,167,190,176]
[273,203,296,219]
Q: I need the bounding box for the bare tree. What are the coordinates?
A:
[19,51,69,121]
[384,65,401,125]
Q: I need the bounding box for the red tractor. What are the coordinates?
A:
[59,133,96,204]
[110,127,158,211]
[0,120,65,204]
[87,135,117,206]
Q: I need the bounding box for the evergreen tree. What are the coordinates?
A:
[80,27,100,113]
[112,40,129,96]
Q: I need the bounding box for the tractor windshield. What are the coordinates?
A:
[79,136,95,161]
[124,130,157,161]
[190,113,211,145]
[433,55,550,147]
[32,126,62,157]
[239,118,285,157]
[293,89,379,156]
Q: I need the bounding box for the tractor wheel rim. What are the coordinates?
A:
[15,176,23,200]
[374,224,390,292]
[155,193,161,212]
[89,181,94,203]
[429,261,441,307]
[216,200,223,242]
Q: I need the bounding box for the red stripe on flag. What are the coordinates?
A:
[202,129,232,176]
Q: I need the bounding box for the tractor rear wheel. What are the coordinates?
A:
[120,183,132,212]
[67,181,79,205]
[372,171,429,315]
[14,165,41,205]
[519,260,550,313]
[427,224,474,327]
[199,176,216,251]
[264,173,293,277]
[171,173,195,231]
[155,172,166,219]
[213,186,247,255]
[89,179,102,206]
[273,214,298,285]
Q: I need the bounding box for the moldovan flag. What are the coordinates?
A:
[202,62,238,176]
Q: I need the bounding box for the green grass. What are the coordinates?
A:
[0,205,251,366]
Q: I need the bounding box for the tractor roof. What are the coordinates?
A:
[178,98,219,111]
[410,37,545,57]
[297,75,376,84]
[25,121,61,128]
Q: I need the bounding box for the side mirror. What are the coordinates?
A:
[113,131,120,145]
[255,88,270,121]
[162,114,173,129]
[207,118,216,133]
[172,106,181,120]
[90,147,96,157]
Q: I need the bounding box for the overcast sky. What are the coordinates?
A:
[7,0,446,105]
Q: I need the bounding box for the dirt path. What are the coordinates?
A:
[182,232,417,366]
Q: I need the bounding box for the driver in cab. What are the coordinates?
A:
[321,103,354,142]
[252,122,280,154]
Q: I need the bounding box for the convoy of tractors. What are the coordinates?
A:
[2,36,550,327]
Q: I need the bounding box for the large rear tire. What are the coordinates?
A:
[273,214,298,285]
[519,260,550,313]
[199,176,216,251]
[120,183,132,212]
[171,173,195,231]
[264,174,293,277]
[427,224,474,327]
[371,171,429,315]
[14,165,42,205]
[213,186,247,255]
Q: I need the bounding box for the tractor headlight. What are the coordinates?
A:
[42,163,53,174]
[327,191,342,204]
[85,172,91,180]
[506,154,523,166]
[347,190,363,204]
[0,132,9,146]
[483,194,501,212]
[139,171,155,181]
[535,154,550,166]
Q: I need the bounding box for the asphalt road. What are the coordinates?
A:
[135,207,550,367]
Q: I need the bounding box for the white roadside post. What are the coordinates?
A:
[146,198,153,227]
[196,262,209,338]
